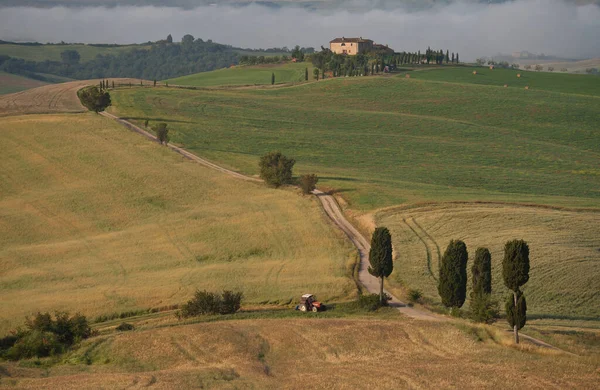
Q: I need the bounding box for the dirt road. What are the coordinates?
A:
[100,111,441,320]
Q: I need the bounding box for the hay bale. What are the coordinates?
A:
[525,86,529,90]
[473,71,477,75]
[490,65,494,70]
[405,74,411,79]
[504,84,508,88]
[517,74,521,78]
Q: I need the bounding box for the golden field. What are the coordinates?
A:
[0,113,356,333]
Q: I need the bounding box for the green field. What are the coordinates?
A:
[110,73,600,210]
[0,71,48,94]
[0,113,356,334]
[167,62,314,87]
[413,66,600,96]
[0,43,147,62]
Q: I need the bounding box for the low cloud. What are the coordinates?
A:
[1,0,599,60]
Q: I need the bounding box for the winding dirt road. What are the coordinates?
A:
[101,111,441,320]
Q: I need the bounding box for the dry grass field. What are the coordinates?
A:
[1,318,597,389]
[377,203,600,322]
[0,113,356,334]
[0,79,145,117]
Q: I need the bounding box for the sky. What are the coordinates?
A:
[0,0,599,60]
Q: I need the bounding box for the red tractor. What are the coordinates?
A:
[296,294,325,312]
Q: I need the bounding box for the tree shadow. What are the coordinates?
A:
[122,116,195,124]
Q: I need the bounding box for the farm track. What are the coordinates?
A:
[104,110,572,351]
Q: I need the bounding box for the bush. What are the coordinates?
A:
[2,312,93,360]
[407,289,423,303]
[470,293,499,324]
[154,123,169,145]
[299,174,318,194]
[5,330,63,360]
[78,86,111,113]
[180,290,243,318]
[116,322,135,331]
[258,152,295,188]
[355,293,388,312]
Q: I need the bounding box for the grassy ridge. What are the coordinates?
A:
[0,113,356,334]
[110,75,600,210]
[167,62,313,87]
[0,43,148,63]
[412,67,600,96]
[377,203,600,321]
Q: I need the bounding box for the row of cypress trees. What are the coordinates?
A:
[367,227,530,344]
[438,239,530,343]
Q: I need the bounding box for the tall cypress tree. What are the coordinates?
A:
[368,227,393,304]
[472,247,492,295]
[503,239,530,343]
[438,240,468,309]
[305,67,308,81]
[445,50,450,64]
[271,72,275,85]
[456,53,460,63]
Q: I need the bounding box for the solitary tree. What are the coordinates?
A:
[299,174,318,194]
[271,72,275,85]
[368,227,393,304]
[154,123,170,145]
[259,152,295,188]
[456,53,459,63]
[438,240,468,310]
[503,239,530,344]
[313,68,320,81]
[79,86,111,113]
[305,67,308,81]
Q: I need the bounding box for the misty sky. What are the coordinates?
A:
[1,0,599,60]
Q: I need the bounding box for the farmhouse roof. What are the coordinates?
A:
[330,37,373,43]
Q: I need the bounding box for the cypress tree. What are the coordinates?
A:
[502,239,530,343]
[154,79,157,87]
[456,53,460,63]
[271,72,275,85]
[472,247,492,295]
[451,52,455,63]
[305,67,308,81]
[445,50,450,64]
[438,240,468,309]
[368,227,394,304]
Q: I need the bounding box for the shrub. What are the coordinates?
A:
[5,330,63,360]
[470,293,499,324]
[2,312,93,360]
[78,86,111,113]
[299,174,318,194]
[220,291,243,315]
[154,123,169,145]
[180,290,243,318]
[116,322,135,331]
[258,152,295,188]
[355,293,388,311]
[407,289,423,303]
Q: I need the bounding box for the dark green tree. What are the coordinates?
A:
[291,45,304,62]
[456,53,460,63]
[451,52,455,63]
[60,50,80,66]
[472,247,492,295]
[166,34,173,44]
[79,86,111,113]
[154,122,169,145]
[470,247,497,323]
[299,174,318,194]
[313,68,320,80]
[438,240,468,309]
[181,34,194,46]
[258,152,295,188]
[368,227,393,304]
[502,239,530,343]
[305,67,308,81]
[271,72,275,85]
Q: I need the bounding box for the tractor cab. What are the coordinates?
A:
[296,294,325,312]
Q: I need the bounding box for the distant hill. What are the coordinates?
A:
[0,38,290,81]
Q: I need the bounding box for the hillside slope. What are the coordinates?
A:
[0,112,355,333]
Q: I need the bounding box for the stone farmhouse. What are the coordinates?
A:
[329,37,373,55]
